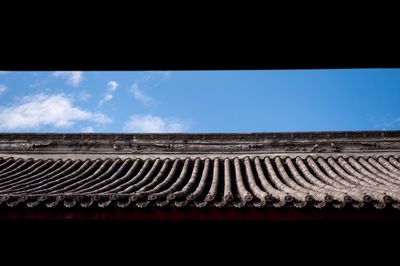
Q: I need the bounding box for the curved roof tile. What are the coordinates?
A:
[1,130,400,210]
[0,155,399,209]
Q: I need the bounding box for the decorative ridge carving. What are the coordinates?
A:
[0,131,399,154]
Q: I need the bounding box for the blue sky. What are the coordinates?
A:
[0,69,399,133]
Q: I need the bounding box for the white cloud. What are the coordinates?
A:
[0,93,110,130]
[99,81,119,105]
[162,71,172,79]
[0,84,7,94]
[0,71,9,75]
[82,126,95,133]
[79,91,91,101]
[107,81,118,92]
[131,82,154,106]
[124,114,187,133]
[53,71,83,87]
[99,94,113,106]
[29,79,48,89]
[372,115,400,130]
[145,71,172,80]
[105,94,113,101]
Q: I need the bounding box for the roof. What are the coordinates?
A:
[1,130,400,213]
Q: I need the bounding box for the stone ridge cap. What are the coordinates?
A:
[0,130,399,155]
[0,129,399,139]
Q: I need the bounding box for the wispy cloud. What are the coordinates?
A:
[107,81,118,91]
[0,71,9,75]
[124,114,187,133]
[145,71,172,80]
[81,126,95,133]
[161,71,172,79]
[131,82,154,106]
[371,114,400,130]
[0,93,110,130]
[129,72,171,106]
[53,71,83,87]
[29,79,49,89]
[0,84,7,94]
[99,81,119,105]
[381,117,400,129]
[79,91,91,101]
